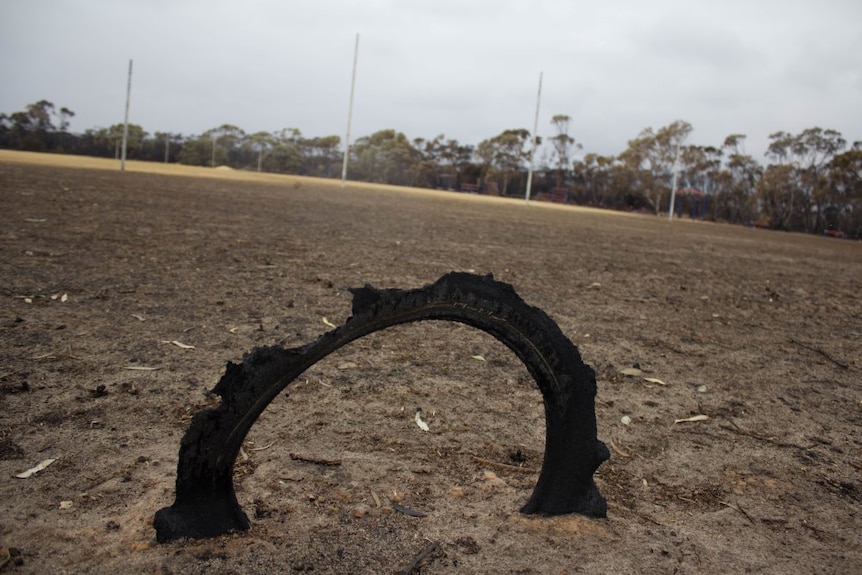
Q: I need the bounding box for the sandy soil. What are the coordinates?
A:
[1,153,860,574]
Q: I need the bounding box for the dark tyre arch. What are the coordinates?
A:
[154,272,609,542]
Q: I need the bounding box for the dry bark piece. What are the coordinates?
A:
[289,453,342,466]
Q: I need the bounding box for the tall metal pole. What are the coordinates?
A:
[524,71,543,205]
[667,140,681,221]
[341,33,359,189]
[120,59,133,171]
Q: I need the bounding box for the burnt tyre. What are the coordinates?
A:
[154,272,608,542]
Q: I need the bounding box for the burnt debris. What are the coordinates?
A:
[153,272,608,542]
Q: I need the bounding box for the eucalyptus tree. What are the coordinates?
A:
[549,114,581,188]
[438,137,475,188]
[205,124,247,167]
[475,129,532,196]
[712,134,761,224]
[87,123,146,159]
[54,106,75,151]
[763,128,846,232]
[265,128,303,173]
[618,120,693,213]
[679,146,721,195]
[3,100,64,150]
[300,135,341,177]
[825,144,862,235]
[409,135,443,188]
[248,131,275,171]
[572,153,616,207]
[150,132,184,163]
[351,129,419,185]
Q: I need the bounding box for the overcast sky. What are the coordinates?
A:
[2,0,860,159]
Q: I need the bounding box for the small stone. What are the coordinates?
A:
[449,486,465,498]
[621,415,632,426]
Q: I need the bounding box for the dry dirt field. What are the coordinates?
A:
[1,151,860,574]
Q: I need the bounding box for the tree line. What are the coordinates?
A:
[2,99,860,238]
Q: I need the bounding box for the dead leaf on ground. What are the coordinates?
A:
[609,439,630,457]
[674,414,710,424]
[644,377,667,386]
[161,340,195,349]
[15,458,57,479]
[619,367,644,377]
[415,410,430,432]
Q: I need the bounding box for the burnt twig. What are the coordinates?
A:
[719,420,811,450]
[470,455,538,474]
[391,502,427,518]
[399,541,439,575]
[720,500,755,524]
[289,453,342,466]
[788,338,850,369]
